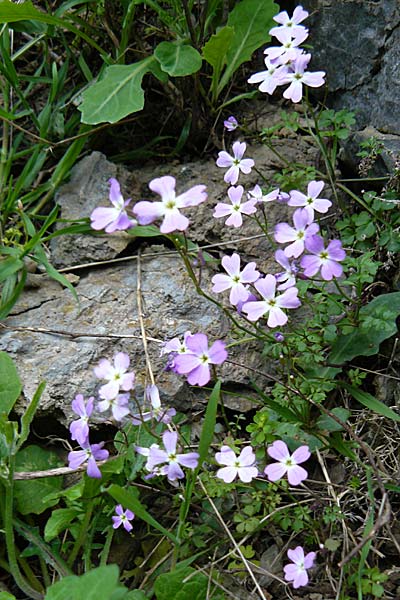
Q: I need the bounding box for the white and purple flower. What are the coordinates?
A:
[90,178,136,233]
[284,546,316,588]
[301,235,346,280]
[211,253,260,306]
[242,274,301,327]
[264,440,310,486]
[173,332,228,387]
[213,185,257,228]
[215,445,258,483]
[144,430,199,482]
[216,141,254,185]
[94,352,135,400]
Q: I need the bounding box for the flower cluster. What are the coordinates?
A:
[248,6,325,103]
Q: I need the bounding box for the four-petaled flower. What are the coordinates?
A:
[264,28,308,65]
[94,352,135,400]
[284,546,316,589]
[173,333,228,386]
[69,394,94,446]
[112,504,135,532]
[264,440,310,485]
[97,392,130,421]
[145,430,199,482]
[213,185,257,228]
[215,445,258,483]
[223,116,238,131]
[279,53,326,103]
[90,178,136,233]
[301,235,346,280]
[270,6,309,38]
[248,58,288,95]
[211,253,260,306]
[289,180,332,220]
[133,176,207,234]
[242,274,301,327]
[216,141,255,185]
[274,208,319,258]
[68,440,109,479]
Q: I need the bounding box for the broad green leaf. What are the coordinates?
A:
[0,351,22,415]
[16,381,46,450]
[197,379,220,467]
[329,292,400,364]
[154,566,219,600]
[79,57,158,124]
[44,507,81,542]
[0,256,24,283]
[108,484,178,544]
[14,445,63,514]
[45,565,121,600]
[0,0,105,55]
[342,384,400,422]
[202,26,234,72]
[317,408,351,432]
[154,42,202,77]
[126,225,162,238]
[217,0,278,96]
[0,593,17,600]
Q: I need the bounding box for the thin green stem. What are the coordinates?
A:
[99,526,115,567]
[68,498,95,567]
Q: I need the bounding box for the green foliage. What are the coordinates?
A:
[154,564,223,600]
[44,565,136,600]
[0,351,22,415]
[318,108,356,141]
[154,42,202,77]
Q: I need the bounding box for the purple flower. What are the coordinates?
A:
[132,384,176,425]
[145,430,199,482]
[112,504,135,532]
[274,250,298,291]
[242,274,301,327]
[264,28,308,64]
[223,116,238,131]
[68,440,109,478]
[288,180,332,220]
[274,332,285,342]
[69,394,94,446]
[274,208,319,258]
[133,176,207,234]
[213,185,257,228]
[216,141,255,185]
[284,546,316,589]
[97,392,131,421]
[301,235,346,280]
[270,6,309,38]
[248,185,289,204]
[211,253,260,306]
[173,333,228,386]
[90,178,136,233]
[94,352,135,400]
[279,53,325,103]
[215,446,258,483]
[248,58,288,95]
[264,440,310,486]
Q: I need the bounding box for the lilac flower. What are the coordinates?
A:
[274,249,298,291]
[216,141,255,185]
[224,116,238,131]
[68,440,109,479]
[215,446,258,483]
[97,392,131,421]
[146,431,199,482]
[213,185,257,228]
[69,394,94,445]
[270,6,309,38]
[274,332,285,342]
[248,58,288,95]
[90,178,136,233]
[131,384,176,425]
[274,208,319,258]
[133,176,207,234]
[279,53,325,103]
[264,28,308,64]
[94,352,135,399]
[248,185,289,204]
[264,440,310,485]
[160,331,192,357]
[301,235,346,280]
[112,505,135,532]
[211,253,260,306]
[284,546,316,589]
[242,274,301,326]
[288,180,332,219]
[236,291,258,316]
[173,333,228,386]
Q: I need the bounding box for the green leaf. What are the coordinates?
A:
[16,381,46,450]
[329,292,400,364]
[342,384,400,422]
[317,408,351,432]
[107,484,178,544]
[14,445,63,514]
[44,507,81,542]
[79,57,158,124]
[154,42,202,77]
[45,565,122,600]
[154,566,209,600]
[197,379,220,467]
[217,0,278,96]
[0,593,17,600]
[33,245,79,307]
[0,351,22,415]
[202,26,234,72]
[126,224,162,238]
[0,256,24,283]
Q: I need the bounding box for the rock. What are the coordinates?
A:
[342,126,400,177]
[301,1,400,135]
